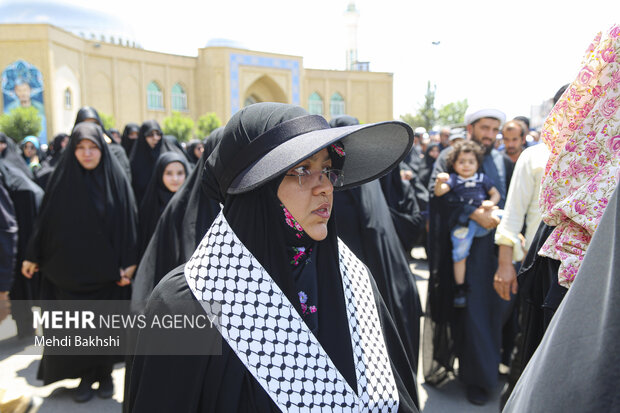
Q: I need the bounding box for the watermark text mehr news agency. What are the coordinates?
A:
[33,311,217,330]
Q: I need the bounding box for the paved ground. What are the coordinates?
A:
[0,248,505,412]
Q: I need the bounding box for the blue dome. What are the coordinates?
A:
[205,38,248,50]
[0,1,140,47]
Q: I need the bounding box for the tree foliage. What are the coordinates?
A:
[399,81,468,130]
[0,106,42,142]
[196,112,222,139]
[437,99,468,126]
[162,112,195,142]
[99,111,116,130]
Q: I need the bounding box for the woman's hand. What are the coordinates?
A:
[22,261,39,279]
[117,265,137,287]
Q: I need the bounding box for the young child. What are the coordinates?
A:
[434,140,500,308]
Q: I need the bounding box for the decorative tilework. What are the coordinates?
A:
[230,53,300,115]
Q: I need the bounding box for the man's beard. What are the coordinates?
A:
[472,136,494,155]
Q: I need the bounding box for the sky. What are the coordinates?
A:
[60,0,620,124]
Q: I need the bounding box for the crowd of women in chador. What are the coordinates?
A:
[0,24,618,412]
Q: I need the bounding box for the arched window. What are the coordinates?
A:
[171,83,188,111]
[330,93,345,117]
[308,92,323,115]
[64,88,72,109]
[147,81,164,110]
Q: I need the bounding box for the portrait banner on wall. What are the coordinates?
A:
[2,60,47,144]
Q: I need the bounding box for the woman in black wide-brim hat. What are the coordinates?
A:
[127,103,420,412]
[22,122,138,403]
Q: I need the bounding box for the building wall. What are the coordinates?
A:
[304,68,393,123]
[0,23,393,141]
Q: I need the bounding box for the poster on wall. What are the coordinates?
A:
[2,60,47,144]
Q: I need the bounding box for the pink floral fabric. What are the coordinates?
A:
[539,25,620,287]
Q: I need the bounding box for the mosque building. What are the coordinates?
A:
[0,1,393,144]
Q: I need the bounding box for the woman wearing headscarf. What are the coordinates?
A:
[379,160,424,255]
[0,132,35,180]
[499,26,620,408]
[0,136,44,339]
[131,127,223,308]
[129,120,186,204]
[121,123,140,156]
[20,136,42,172]
[503,186,620,413]
[186,139,204,165]
[127,103,420,412]
[21,122,138,403]
[74,106,132,181]
[420,143,440,189]
[123,128,223,413]
[137,152,189,258]
[330,115,423,377]
[36,133,69,190]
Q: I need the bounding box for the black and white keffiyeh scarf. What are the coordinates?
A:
[185,212,399,412]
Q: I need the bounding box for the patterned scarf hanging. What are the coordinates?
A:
[185,212,399,412]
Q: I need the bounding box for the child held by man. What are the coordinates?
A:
[434,140,501,308]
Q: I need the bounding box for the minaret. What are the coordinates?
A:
[344,2,359,71]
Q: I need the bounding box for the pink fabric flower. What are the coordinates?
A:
[580,103,594,119]
[611,71,620,88]
[587,180,598,193]
[565,140,578,152]
[600,98,619,118]
[610,26,620,38]
[601,48,617,63]
[578,66,596,84]
[608,135,620,154]
[574,200,587,215]
[592,85,603,98]
[584,142,599,159]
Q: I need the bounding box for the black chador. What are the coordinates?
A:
[74,106,132,180]
[131,127,223,307]
[334,180,423,380]
[129,120,186,204]
[25,122,138,385]
[137,152,189,259]
[127,104,419,412]
[0,133,44,338]
[121,123,140,156]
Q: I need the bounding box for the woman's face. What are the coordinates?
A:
[74,139,101,170]
[193,144,204,159]
[162,161,186,192]
[277,148,334,241]
[23,142,36,158]
[428,146,440,159]
[145,130,162,149]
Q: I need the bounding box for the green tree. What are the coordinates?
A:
[196,112,222,138]
[400,82,468,130]
[99,111,116,130]
[400,81,437,131]
[0,106,42,141]
[437,99,468,126]
[162,112,195,142]
[417,81,437,130]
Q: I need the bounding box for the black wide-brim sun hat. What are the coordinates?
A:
[207,103,414,197]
